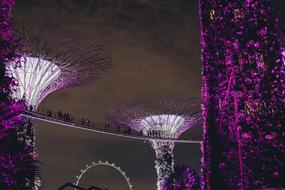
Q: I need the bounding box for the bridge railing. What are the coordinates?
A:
[27,107,142,136]
[23,107,201,143]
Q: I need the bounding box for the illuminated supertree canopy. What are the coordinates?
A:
[199,0,285,189]
[6,26,112,109]
[106,97,202,190]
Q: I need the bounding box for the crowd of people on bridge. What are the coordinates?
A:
[58,110,74,122]
[26,107,178,140]
[38,109,140,136]
[147,130,164,138]
[103,123,133,135]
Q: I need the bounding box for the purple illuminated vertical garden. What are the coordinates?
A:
[0,0,40,189]
[199,0,285,189]
[106,97,202,190]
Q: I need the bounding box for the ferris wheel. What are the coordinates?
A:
[74,160,133,190]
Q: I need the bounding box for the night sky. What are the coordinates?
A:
[13,1,285,190]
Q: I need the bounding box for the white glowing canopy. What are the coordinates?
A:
[140,114,186,138]
[7,56,61,108]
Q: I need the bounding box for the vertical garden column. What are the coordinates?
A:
[0,0,40,189]
[199,0,285,189]
[152,140,175,190]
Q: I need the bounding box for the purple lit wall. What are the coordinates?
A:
[0,0,40,189]
[199,0,285,189]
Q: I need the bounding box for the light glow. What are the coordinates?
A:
[7,56,61,108]
[140,114,185,138]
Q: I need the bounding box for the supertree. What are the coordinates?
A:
[7,25,112,110]
[0,0,40,189]
[5,25,112,146]
[162,164,201,190]
[3,25,111,189]
[106,97,202,190]
[199,0,285,189]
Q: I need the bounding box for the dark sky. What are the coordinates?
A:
[13,1,285,190]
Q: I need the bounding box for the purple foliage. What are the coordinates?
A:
[162,165,201,190]
[0,0,40,189]
[199,0,285,189]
